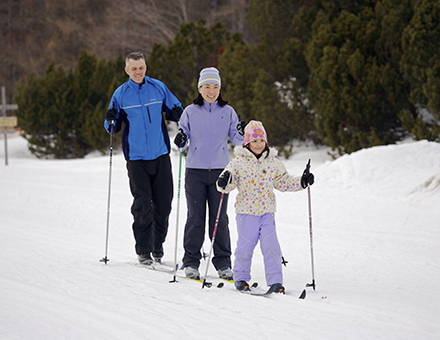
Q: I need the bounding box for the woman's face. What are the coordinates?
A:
[248,139,266,155]
[198,83,220,103]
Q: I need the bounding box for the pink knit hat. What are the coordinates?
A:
[243,120,267,145]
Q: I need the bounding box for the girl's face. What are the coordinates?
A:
[248,139,266,155]
[198,83,220,103]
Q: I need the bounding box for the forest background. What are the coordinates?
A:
[1,0,440,158]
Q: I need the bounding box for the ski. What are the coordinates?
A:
[137,263,222,288]
[136,262,175,273]
[239,285,306,299]
[247,284,276,296]
[215,277,236,288]
[185,277,223,288]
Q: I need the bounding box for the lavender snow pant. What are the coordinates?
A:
[233,213,283,286]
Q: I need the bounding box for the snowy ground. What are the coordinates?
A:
[1,131,439,340]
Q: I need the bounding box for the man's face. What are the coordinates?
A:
[125,58,147,84]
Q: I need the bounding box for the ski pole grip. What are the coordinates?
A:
[305,159,311,175]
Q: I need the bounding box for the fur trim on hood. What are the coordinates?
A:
[234,145,278,158]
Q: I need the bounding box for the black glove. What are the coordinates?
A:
[301,172,314,188]
[172,105,183,121]
[105,104,118,124]
[301,159,315,188]
[237,118,246,136]
[217,171,231,189]
[174,129,187,148]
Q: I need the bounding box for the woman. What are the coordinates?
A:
[174,67,245,280]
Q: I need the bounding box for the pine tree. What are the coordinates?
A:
[14,52,126,158]
[306,1,415,154]
[217,0,317,152]
[401,0,440,141]
[147,20,239,106]
[14,62,82,158]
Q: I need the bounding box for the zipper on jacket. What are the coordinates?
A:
[209,103,212,168]
[147,106,152,123]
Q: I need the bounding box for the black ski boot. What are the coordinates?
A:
[138,253,153,265]
[235,280,251,292]
[271,283,285,294]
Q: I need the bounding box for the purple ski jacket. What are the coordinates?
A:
[178,100,244,169]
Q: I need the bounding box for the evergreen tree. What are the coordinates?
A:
[14,52,125,158]
[219,43,315,152]
[217,0,318,152]
[401,0,440,141]
[147,20,241,106]
[306,1,415,154]
[14,63,83,158]
[246,0,314,87]
[218,43,258,121]
[80,53,126,152]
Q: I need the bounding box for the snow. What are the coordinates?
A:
[1,132,439,340]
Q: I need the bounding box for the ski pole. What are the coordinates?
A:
[170,149,183,283]
[201,192,225,289]
[201,245,208,260]
[281,252,289,266]
[100,121,115,264]
[304,159,316,290]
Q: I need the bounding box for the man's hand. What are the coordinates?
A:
[172,105,183,121]
[105,103,118,124]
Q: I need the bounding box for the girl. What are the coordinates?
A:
[216,120,314,293]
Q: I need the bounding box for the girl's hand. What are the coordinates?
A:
[217,171,231,189]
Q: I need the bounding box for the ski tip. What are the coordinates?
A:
[299,289,306,299]
[202,280,213,289]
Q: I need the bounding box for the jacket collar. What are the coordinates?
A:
[234,145,278,159]
[128,76,149,89]
[202,100,220,111]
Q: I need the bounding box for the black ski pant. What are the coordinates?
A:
[126,155,173,256]
[183,168,231,271]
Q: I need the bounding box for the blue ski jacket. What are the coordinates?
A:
[178,100,244,169]
[104,76,182,161]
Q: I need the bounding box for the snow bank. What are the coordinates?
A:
[316,140,440,205]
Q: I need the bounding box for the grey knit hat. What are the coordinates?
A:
[198,67,221,88]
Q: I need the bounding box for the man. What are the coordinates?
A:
[104,51,183,264]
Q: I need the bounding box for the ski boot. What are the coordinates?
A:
[235,280,251,292]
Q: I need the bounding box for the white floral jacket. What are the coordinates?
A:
[217,146,303,215]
